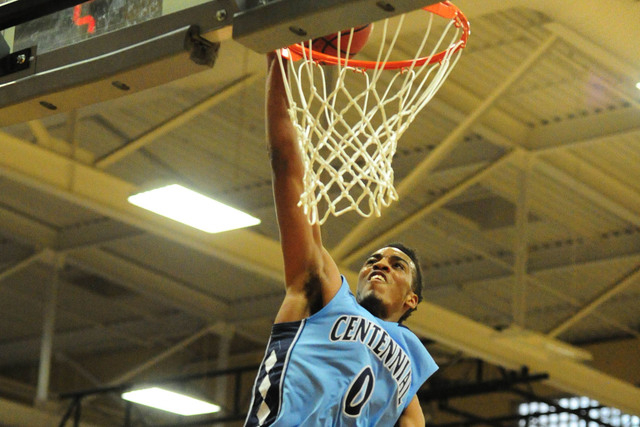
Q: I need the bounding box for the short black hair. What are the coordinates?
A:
[385,242,423,323]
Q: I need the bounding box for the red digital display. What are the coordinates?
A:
[73,3,96,34]
[13,0,162,54]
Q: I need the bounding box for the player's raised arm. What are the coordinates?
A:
[397,396,425,427]
[265,53,341,323]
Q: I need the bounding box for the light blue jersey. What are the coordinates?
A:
[245,276,438,426]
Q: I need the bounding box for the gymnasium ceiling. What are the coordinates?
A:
[0,0,639,425]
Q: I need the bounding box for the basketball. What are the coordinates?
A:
[311,25,372,58]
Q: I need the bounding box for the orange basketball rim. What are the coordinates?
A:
[284,1,470,70]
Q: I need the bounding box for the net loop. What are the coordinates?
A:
[277,1,469,225]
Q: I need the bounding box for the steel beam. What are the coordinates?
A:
[536,161,640,228]
[513,154,532,327]
[0,251,43,283]
[406,305,640,415]
[94,74,260,169]
[548,264,640,338]
[2,124,640,415]
[0,131,285,283]
[420,214,639,340]
[69,248,231,321]
[35,254,63,406]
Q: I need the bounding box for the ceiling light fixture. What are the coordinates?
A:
[128,184,260,233]
[121,387,221,416]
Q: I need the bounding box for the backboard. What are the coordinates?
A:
[0,0,438,126]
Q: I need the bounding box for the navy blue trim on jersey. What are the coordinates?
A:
[244,276,438,425]
[244,320,305,426]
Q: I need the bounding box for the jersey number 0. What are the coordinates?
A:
[343,366,375,417]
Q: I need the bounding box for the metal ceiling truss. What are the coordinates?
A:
[1,12,640,418]
[1,117,640,416]
[422,364,614,427]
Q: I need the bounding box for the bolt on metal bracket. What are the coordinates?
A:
[184,25,221,67]
[0,47,33,78]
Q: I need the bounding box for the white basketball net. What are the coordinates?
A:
[277,7,466,225]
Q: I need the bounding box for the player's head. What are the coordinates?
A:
[356,243,424,323]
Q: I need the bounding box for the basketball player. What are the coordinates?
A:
[244,53,438,426]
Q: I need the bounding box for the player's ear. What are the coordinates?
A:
[404,291,418,310]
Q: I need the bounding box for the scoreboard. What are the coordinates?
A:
[6,0,213,54]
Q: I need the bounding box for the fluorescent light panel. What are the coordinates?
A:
[128,184,260,233]
[121,387,221,416]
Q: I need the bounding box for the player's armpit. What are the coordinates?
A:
[397,395,425,427]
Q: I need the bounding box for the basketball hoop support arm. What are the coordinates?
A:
[232,0,440,53]
[0,0,237,126]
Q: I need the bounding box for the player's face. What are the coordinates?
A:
[356,247,419,322]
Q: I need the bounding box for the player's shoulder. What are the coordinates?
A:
[389,322,427,354]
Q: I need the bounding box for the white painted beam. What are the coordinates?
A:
[0,204,277,327]
[0,288,171,365]
[55,220,142,251]
[541,150,640,219]
[34,255,62,407]
[0,205,57,248]
[69,247,231,321]
[94,73,261,169]
[0,130,284,283]
[107,323,225,385]
[0,252,44,283]
[484,172,596,239]
[513,154,532,327]
[406,303,640,415]
[0,304,268,366]
[421,211,639,340]
[536,161,640,228]
[428,83,527,148]
[548,264,640,338]
[2,120,639,416]
[27,120,96,164]
[527,109,640,152]
[533,127,640,156]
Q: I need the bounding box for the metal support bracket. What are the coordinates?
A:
[0,0,238,126]
[185,26,221,67]
[232,0,439,53]
[0,47,34,80]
